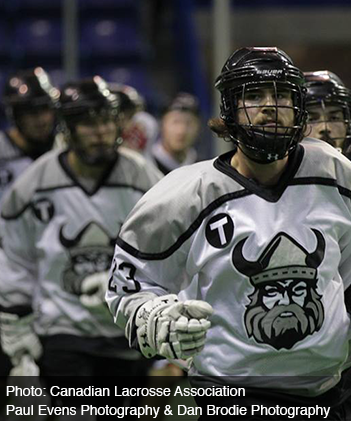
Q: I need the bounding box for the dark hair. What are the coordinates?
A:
[163,92,200,117]
[207,117,230,138]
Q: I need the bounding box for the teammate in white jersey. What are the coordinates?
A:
[151,92,201,175]
[107,47,351,419]
[0,67,60,410]
[0,76,162,413]
[304,70,351,154]
[0,67,60,204]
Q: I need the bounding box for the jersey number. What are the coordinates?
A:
[108,261,141,293]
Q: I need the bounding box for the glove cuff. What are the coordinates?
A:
[135,294,179,358]
[0,312,42,363]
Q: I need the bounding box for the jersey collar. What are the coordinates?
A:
[213,144,304,202]
[58,150,119,196]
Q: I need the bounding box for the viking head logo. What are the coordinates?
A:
[233,229,325,350]
[59,222,116,295]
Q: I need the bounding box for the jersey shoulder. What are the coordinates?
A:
[118,145,151,167]
[115,146,163,189]
[0,131,23,161]
[1,149,68,218]
[119,157,244,255]
[300,137,351,190]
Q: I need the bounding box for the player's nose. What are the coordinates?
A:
[261,94,277,115]
[318,124,332,137]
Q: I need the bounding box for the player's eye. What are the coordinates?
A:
[307,113,320,122]
[329,114,344,122]
[245,92,261,102]
[276,91,290,100]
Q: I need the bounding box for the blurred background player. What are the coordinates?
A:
[147,91,203,388]
[150,92,201,175]
[0,66,60,413]
[0,67,60,203]
[304,70,351,154]
[110,82,159,157]
[0,76,161,417]
[111,82,187,407]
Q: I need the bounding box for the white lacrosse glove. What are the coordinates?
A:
[134,294,213,360]
[0,313,42,366]
[80,271,109,308]
[9,354,40,376]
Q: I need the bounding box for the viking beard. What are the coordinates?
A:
[245,294,324,350]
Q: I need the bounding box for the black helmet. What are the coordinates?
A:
[304,70,351,147]
[215,47,307,164]
[108,82,145,117]
[163,92,200,117]
[60,76,120,128]
[3,67,60,118]
[3,67,60,152]
[60,76,122,165]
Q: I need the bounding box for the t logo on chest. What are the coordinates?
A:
[205,213,234,248]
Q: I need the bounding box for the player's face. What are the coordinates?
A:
[161,110,200,155]
[237,87,295,133]
[75,116,118,161]
[307,104,347,150]
[18,107,55,142]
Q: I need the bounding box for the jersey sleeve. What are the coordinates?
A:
[106,167,203,332]
[339,224,351,313]
[0,193,37,314]
[106,228,191,331]
[106,160,226,334]
[335,157,351,306]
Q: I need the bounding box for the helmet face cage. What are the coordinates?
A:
[2,69,59,154]
[60,77,120,133]
[67,107,121,167]
[64,105,120,132]
[3,68,59,123]
[60,78,123,166]
[221,79,306,163]
[305,85,351,150]
[216,47,307,164]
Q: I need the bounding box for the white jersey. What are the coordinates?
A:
[0,130,33,205]
[0,147,162,348]
[107,138,351,395]
[150,141,198,175]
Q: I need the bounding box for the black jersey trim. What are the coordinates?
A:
[289,177,351,199]
[35,185,76,193]
[153,157,170,176]
[1,203,32,220]
[0,304,32,317]
[116,189,252,260]
[34,183,147,194]
[103,184,147,194]
[117,176,351,261]
[338,185,351,199]
[345,285,351,314]
[1,184,146,221]
[213,145,305,202]
[58,150,119,197]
